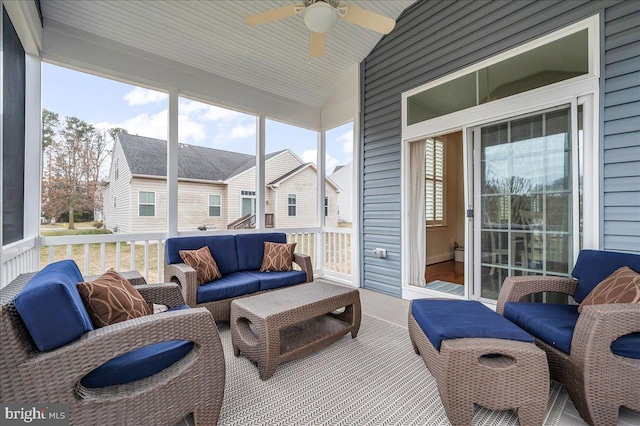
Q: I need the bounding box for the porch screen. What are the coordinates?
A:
[2,7,26,245]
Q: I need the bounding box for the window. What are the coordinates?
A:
[425,138,445,225]
[113,196,116,209]
[139,191,155,217]
[115,158,119,180]
[407,29,589,125]
[325,196,329,217]
[288,194,296,216]
[241,190,256,217]
[208,194,221,217]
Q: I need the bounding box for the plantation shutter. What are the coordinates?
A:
[425,138,445,225]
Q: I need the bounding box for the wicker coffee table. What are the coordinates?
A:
[230,282,361,380]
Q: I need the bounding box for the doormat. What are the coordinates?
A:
[426,280,465,296]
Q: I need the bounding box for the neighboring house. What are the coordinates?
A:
[329,163,353,224]
[102,133,340,233]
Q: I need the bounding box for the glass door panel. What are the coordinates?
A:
[476,106,573,299]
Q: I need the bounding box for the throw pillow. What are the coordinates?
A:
[77,269,152,328]
[260,241,297,272]
[578,266,640,313]
[179,246,222,285]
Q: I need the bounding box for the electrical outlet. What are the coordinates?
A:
[373,248,387,258]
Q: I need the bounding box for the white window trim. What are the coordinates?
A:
[400,15,600,302]
[288,193,297,217]
[115,158,119,180]
[138,191,156,217]
[208,194,222,217]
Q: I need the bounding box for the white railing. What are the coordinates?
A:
[2,238,39,286]
[322,228,353,281]
[40,233,166,283]
[3,228,353,286]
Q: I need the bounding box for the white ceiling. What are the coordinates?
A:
[40,1,415,110]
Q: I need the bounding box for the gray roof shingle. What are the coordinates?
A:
[118,133,283,181]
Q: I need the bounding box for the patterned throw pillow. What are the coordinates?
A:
[179,246,222,285]
[260,241,297,272]
[578,266,640,313]
[77,269,151,328]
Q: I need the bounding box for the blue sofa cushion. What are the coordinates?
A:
[197,272,260,303]
[246,270,307,291]
[572,249,640,303]
[504,301,640,359]
[81,305,193,388]
[166,235,239,275]
[235,233,287,271]
[14,260,94,352]
[411,299,534,351]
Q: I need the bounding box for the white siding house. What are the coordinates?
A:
[103,133,340,233]
[329,163,353,224]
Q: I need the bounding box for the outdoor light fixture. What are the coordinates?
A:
[304,1,338,33]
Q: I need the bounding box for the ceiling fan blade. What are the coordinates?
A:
[244,4,300,26]
[339,3,396,34]
[310,32,326,58]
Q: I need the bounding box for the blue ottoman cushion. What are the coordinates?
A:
[14,260,94,352]
[411,299,534,351]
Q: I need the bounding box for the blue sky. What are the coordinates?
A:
[42,63,353,175]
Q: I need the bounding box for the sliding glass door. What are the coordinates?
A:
[473,105,577,300]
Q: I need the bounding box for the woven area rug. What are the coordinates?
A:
[216,313,568,425]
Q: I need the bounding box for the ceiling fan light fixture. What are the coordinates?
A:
[304,2,337,33]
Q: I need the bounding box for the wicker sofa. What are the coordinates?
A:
[496,249,640,426]
[164,232,313,321]
[1,260,226,425]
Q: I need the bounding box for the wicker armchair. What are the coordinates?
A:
[1,272,226,426]
[496,250,640,426]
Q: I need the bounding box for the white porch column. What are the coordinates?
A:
[256,113,266,229]
[24,53,42,267]
[167,88,179,237]
[316,130,326,273]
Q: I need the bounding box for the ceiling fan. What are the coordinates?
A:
[244,0,396,58]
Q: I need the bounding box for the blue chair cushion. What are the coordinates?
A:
[246,270,307,291]
[411,299,534,351]
[504,301,640,359]
[197,272,260,303]
[572,249,640,303]
[14,260,94,352]
[166,235,239,275]
[503,302,579,355]
[81,305,194,388]
[235,233,286,271]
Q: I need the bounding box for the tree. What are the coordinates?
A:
[41,111,119,228]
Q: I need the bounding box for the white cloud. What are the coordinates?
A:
[124,87,168,106]
[301,149,338,174]
[94,109,206,143]
[216,123,256,142]
[337,130,353,153]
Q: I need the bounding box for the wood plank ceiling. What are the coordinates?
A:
[40,1,415,109]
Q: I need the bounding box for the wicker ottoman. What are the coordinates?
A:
[408,300,549,426]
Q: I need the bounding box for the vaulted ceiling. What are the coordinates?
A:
[41,1,415,110]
